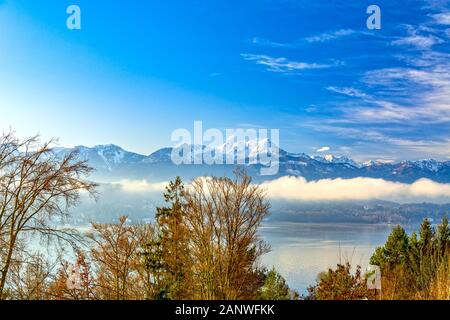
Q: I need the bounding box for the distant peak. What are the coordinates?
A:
[93,144,123,150]
[314,154,358,167]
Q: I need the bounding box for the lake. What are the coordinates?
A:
[259,222,416,295]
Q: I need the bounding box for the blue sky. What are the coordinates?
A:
[0,0,449,161]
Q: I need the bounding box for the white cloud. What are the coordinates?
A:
[117,176,450,204]
[250,29,364,48]
[316,146,330,153]
[423,0,450,10]
[392,34,443,49]
[305,29,357,43]
[251,37,287,48]
[241,54,336,73]
[261,176,450,203]
[431,12,450,25]
[307,124,450,160]
[391,24,445,49]
[326,86,369,98]
[357,63,450,123]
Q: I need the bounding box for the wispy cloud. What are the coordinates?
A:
[316,146,330,153]
[246,1,450,161]
[250,29,373,49]
[305,124,450,160]
[357,61,450,123]
[314,5,450,160]
[241,54,338,73]
[430,12,450,24]
[392,34,443,49]
[326,86,370,99]
[251,37,288,48]
[305,29,357,43]
[391,25,444,49]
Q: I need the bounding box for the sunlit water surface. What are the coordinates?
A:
[260,222,417,295]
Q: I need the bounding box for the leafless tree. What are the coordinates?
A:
[184,170,270,299]
[88,216,143,300]
[0,131,97,299]
[6,248,60,300]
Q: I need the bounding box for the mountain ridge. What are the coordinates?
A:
[54,143,450,183]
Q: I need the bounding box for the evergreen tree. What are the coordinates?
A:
[436,216,450,255]
[155,177,192,299]
[370,225,409,269]
[369,247,385,267]
[408,232,420,270]
[419,218,435,255]
[140,236,166,299]
[259,268,291,300]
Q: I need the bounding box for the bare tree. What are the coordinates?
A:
[6,249,59,300]
[184,170,270,299]
[48,250,96,300]
[88,216,143,300]
[0,131,97,299]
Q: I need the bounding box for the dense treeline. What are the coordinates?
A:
[1,133,448,300]
[0,131,292,300]
[308,217,450,300]
[2,171,296,300]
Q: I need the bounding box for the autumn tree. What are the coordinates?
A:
[6,250,56,300]
[184,170,270,299]
[88,216,144,300]
[0,132,96,299]
[307,263,369,300]
[49,250,95,300]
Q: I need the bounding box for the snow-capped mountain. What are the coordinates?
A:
[55,143,450,183]
[54,144,146,172]
[313,154,359,168]
[412,159,443,172]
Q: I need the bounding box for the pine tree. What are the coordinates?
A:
[408,232,420,270]
[436,216,450,256]
[259,268,291,300]
[419,218,435,254]
[371,225,409,269]
[155,177,192,299]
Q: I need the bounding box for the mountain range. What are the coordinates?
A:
[54,142,450,184]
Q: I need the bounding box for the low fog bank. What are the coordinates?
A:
[66,177,450,225]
